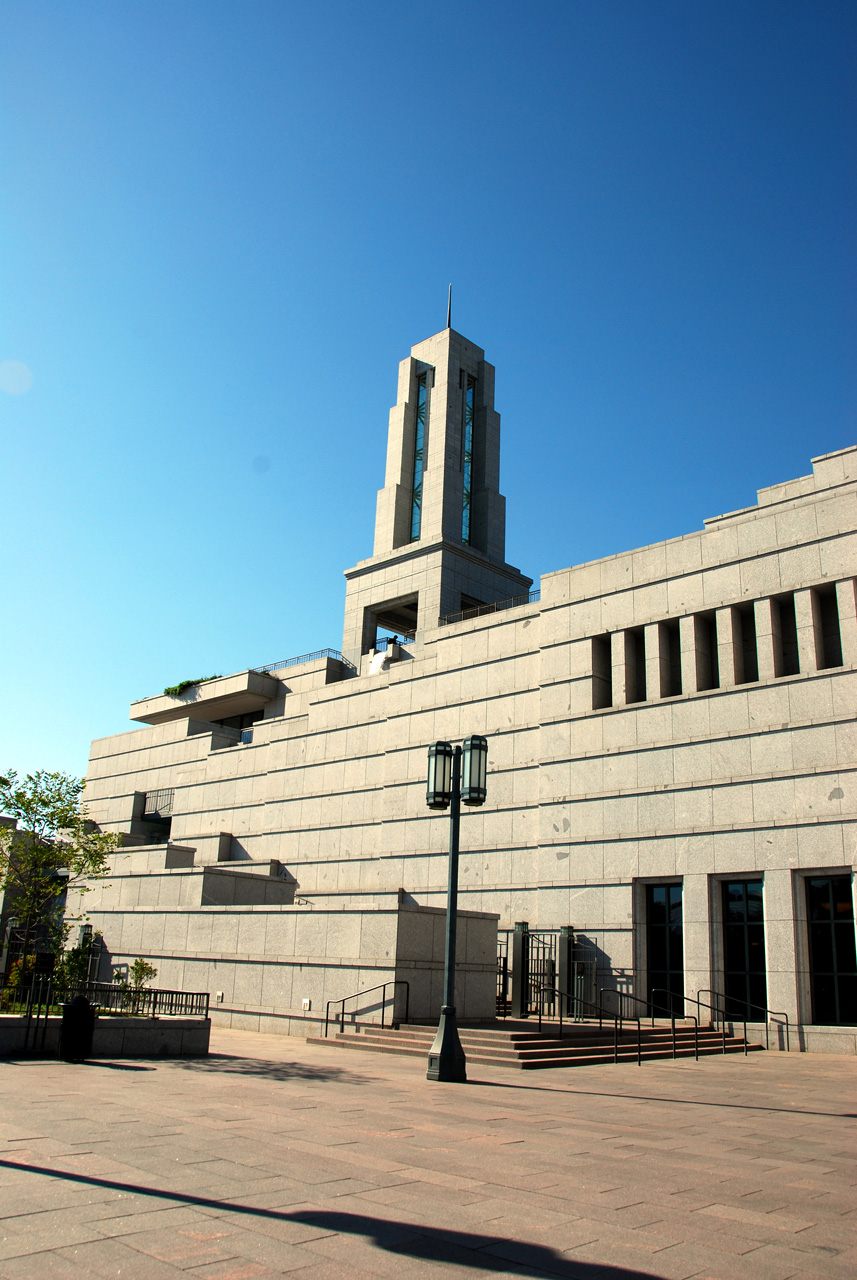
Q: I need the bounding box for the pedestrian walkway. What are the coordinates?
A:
[1,1028,855,1279]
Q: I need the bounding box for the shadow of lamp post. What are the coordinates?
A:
[425,735,488,1083]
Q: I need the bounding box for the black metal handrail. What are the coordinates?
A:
[372,636,416,652]
[602,988,699,1062]
[537,985,642,1066]
[0,977,211,1054]
[253,649,357,675]
[699,988,790,1053]
[0,977,210,1020]
[324,980,410,1038]
[439,589,541,628]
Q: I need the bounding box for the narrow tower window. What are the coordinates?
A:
[462,375,476,543]
[409,373,427,541]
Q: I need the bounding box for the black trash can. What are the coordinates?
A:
[59,996,95,1062]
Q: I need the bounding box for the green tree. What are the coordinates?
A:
[0,770,119,960]
[129,957,157,990]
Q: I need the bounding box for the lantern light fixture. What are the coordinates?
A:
[426,741,453,809]
[461,735,488,806]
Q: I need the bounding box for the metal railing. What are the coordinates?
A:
[253,649,357,675]
[324,980,410,1038]
[0,977,210,1020]
[0,977,210,1054]
[439,589,541,628]
[606,988,699,1062]
[698,988,790,1053]
[537,985,643,1066]
[372,635,416,653]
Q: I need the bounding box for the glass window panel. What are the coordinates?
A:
[812,975,838,1025]
[410,374,427,542]
[746,883,764,921]
[725,883,746,922]
[746,925,766,972]
[836,975,856,1025]
[723,924,744,971]
[834,922,857,972]
[810,923,835,973]
[832,877,854,919]
[648,933,668,970]
[461,376,475,544]
[808,878,832,920]
[649,886,667,922]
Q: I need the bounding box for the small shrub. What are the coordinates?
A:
[163,676,220,697]
[129,957,158,990]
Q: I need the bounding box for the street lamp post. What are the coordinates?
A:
[425,735,488,1083]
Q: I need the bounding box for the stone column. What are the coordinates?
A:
[678,615,696,694]
[644,623,667,699]
[682,873,712,1013]
[715,606,740,688]
[762,868,801,1041]
[835,579,857,666]
[794,588,821,674]
[754,598,778,682]
[611,631,631,705]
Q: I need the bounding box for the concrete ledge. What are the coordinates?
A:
[0,1016,211,1059]
[130,671,279,725]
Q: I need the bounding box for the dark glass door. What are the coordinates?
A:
[722,880,767,1020]
[807,877,857,1025]
[646,884,683,1015]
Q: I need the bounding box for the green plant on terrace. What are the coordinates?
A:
[163,675,221,697]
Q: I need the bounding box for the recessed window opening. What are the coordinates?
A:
[806,876,856,1025]
[409,372,428,542]
[143,788,174,819]
[646,883,684,1016]
[592,634,612,709]
[722,880,767,1021]
[774,594,799,676]
[660,619,682,696]
[694,612,719,690]
[814,585,843,669]
[141,789,173,843]
[734,603,759,684]
[625,628,646,703]
[461,374,476,544]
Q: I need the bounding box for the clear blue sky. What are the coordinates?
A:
[1,1,854,781]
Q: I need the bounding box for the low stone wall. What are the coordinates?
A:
[0,1016,210,1059]
[735,1023,855,1055]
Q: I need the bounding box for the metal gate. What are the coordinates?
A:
[497,923,598,1020]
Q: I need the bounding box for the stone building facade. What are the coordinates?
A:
[68,323,857,1049]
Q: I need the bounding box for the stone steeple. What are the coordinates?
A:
[342,325,531,663]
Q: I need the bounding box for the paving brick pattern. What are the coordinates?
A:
[1,1029,855,1279]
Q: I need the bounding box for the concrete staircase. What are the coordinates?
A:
[307,1018,762,1069]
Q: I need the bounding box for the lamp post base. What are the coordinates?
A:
[426,1005,467,1082]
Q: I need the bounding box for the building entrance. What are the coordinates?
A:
[807,876,856,1025]
[646,884,684,1015]
[722,880,767,1020]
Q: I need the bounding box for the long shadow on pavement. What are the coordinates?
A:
[175,1053,378,1083]
[0,1157,662,1279]
[470,1077,857,1119]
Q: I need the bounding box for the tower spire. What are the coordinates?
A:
[446,283,452,330]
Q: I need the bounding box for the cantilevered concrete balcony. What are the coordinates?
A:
[130,671,280,726]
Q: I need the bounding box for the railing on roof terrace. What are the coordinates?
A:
[253,649,356,675]
[439,589,540,628]
[372,635,416,652]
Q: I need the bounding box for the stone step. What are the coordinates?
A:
[306,1024,760,1069]
[334,1030,732,1057]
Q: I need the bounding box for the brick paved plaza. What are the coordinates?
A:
[1,1030,855,1280]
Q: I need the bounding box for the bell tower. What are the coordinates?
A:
[342,323,531,663]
